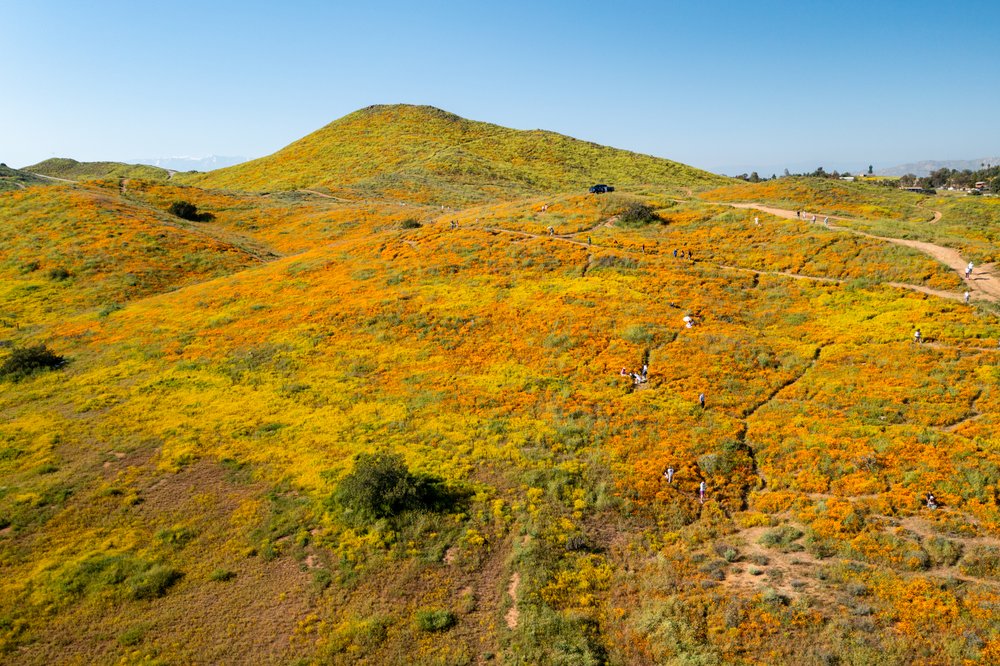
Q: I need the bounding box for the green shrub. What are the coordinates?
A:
[0,344,66,380]
[925,537,963,567]
[414,608,456,632]
[208,568,236,582]
[167,201,215,222]
[332,451,460,522]
[617,202,660,226]
[959,545,1000,578]
[759,526,804,551]
[118,625,147,646]
[127,565,183,600]
[401,218,422,229]
[47,267,70,281]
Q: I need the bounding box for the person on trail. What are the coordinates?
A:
[699,481,706,503]
[687,250,692,260]
[823,216,829,227]
[642,363,648,377]
[541,204,548,212]
[699,392,706,408]
[620,367,628,377]
[914,329,922,345]
[811,215,817,224]
[683,315,694,329]
[642,244,646,254]
[965,291,971,304]
[754,216,760,227]
[673,249,678,258]
[966,262,974,279]
[451,220,458,229]
[588,236,592,245]
[796,210,801,219]
[926,492,938,509]
[665,467,675,483]
[548,226,555,236]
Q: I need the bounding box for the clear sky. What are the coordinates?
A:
[2,0,999,174]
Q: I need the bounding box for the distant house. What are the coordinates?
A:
[840,176,855,181]
[975,181,988,189]
[900,186,935,195]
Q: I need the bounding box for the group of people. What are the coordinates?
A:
[620,363,649,385]
[965,262,974,279]
[661,467,708,503]
[672,248,693,259]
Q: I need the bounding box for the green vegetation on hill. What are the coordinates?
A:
[24,158,170,182]
[0,163,52,192]
[188,104,730,204]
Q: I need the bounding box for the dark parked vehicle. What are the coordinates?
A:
[589,184,614,194]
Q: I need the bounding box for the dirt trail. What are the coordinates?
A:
[27,172,77,184]
[298,189,359,203]
[505,572,520,629]
[712,201,1000,301]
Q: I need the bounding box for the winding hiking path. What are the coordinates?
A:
[476,218,975,302]
[711,201,1000,301]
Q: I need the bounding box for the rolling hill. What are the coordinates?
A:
[189,104,730,204]
[2,109,1000,664]
[0,163,53,193]
[24,158,170,182]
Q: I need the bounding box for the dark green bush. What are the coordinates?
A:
[759,526,804,551]
[168,201,215,222]
[0,343,66,380]
[47,267,70,281]
[414,608,456,632]
[401,218,422,229]
[332,451,460,522]
[617,202,660,226]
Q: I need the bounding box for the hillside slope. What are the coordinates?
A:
[25,158,170,182]
[189,105,730,204]
[0,163,52,192]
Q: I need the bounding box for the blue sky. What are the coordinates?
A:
[2,0,998,174]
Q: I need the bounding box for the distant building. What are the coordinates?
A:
[975,181,988,189]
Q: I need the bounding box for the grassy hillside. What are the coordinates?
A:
[188,105,730,204]
[0,185,264,329]
[2,171,1000,663]
[24,158,170,182]
[0,163,52,193]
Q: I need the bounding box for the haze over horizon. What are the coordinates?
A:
[2,0,999,174]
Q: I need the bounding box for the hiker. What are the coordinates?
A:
[642,244,646,254]
[754,216,760,227]
[664,467,675,483]
[964,291,971,304]
[641,363,648,377]
[823,216,829,227]
[796,210,801,219]
[926,492,938,509]
[699,392,706,408]
[687,250,692,260]
[699,481,706,503]
[620,367,628,377]
[966,262,974,279]
[541,203,548,212]
[913,329,922,345]
[450,220,457,229]
[683,315,694,329]
[673,249,678,258]
[811,215,817,224]
[588,236,592,245]
[548,226,555,236]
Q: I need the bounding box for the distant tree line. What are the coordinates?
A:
[897,165,1000,192]
[732,166,862,182]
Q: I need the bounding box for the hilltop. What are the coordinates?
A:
[189,104,729,204]
[24,158,170,182]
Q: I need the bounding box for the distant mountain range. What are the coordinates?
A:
[128,155,247,172]
[880,157,1000,177]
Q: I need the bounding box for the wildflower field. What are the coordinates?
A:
[2,111,1000,664]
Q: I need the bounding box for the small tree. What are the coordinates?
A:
[332,451,456,522]
[167,201,214,222]
[0,343,66,380]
